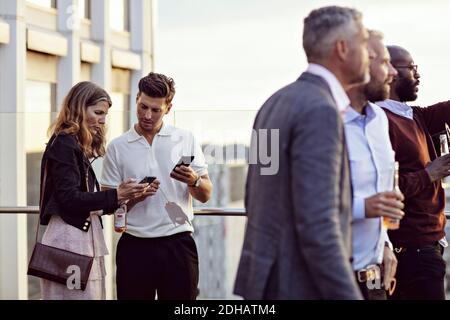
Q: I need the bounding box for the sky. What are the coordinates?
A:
[155,0,450,110]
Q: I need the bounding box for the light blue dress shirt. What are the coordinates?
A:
[376,99,413,119]
[344,102,395,270]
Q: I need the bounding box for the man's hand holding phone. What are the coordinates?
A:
[170,156,198,186]
[171,165,199,185]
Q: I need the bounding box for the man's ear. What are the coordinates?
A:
[336,39,349,61]
[165,103,173,114]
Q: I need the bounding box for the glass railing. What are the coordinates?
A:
[4,107,450,300]
[0,108,257,299]
[0,207,246,300]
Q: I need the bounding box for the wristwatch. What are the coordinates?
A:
[189,176,201,188]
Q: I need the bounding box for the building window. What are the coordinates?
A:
[24,80,56,152]
[109,92,130,141]
[80,62,91,82]
[78,0,90,20]
[110,68,131,140]
[110,0,129,31]
[27,0,56,8]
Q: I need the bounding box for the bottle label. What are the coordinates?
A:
[115,213,125,227]
[114,205,127,229]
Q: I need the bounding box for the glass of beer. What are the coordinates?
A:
[383,161,400,230]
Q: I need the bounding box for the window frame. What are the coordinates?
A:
[26,0,57,9]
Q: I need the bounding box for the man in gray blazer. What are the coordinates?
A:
[234,6,370,299]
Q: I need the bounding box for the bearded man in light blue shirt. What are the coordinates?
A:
[345,30,405,300]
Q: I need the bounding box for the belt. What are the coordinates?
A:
[355,264,382,283]
[393,242,441,254]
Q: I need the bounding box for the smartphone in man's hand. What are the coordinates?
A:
[172,156,195,172]
[139,176,157,184]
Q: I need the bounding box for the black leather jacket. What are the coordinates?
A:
[39,133,119,232]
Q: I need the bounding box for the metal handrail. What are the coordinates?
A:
[0,206,247,216]
[1,207,450,218]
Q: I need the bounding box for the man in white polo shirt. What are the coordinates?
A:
[100,72,213,300]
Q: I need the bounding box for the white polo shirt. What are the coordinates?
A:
[100,122,208,238]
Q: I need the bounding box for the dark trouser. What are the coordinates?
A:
[390,242,446,300]
[116,231,199,300]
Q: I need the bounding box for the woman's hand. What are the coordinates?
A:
[117,178,149,203]
[120,179,160,212]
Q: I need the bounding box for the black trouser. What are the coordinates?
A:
[390,242,446,300]
[116,231,199,300]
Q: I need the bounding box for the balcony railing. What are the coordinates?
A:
[1,206,449,300]
[0,207,246,216]
[0,206,247,300]
[2,207,450,218]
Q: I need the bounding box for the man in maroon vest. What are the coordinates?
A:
[377,45,450,299]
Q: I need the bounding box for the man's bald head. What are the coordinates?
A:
[386,45,420,102]
[387,45,411,65]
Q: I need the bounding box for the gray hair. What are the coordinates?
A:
[303,6,363,61]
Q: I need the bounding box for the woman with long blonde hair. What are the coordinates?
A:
[37,82,147,299]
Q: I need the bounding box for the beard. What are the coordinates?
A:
[395,77,418,102]
[364,79,389,102]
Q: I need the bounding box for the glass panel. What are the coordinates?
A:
[21,105,252,299]
[78,0,90,20]
[101,94,130,300]
[123,0,130,31]
[27,0,55,8]
[109,0,129,31]
[24,81,54,152]
[108,93,130,141]
[102,108,253,299]
[80,62,91,82]
[24,80,55,300]
[173,109,255,299]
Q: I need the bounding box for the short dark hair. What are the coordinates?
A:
[137,72,176,104]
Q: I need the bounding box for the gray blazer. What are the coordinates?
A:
[234,72,362,300]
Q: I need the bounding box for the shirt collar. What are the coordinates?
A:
[344,106,361,124]
[376,99,413,119]
[344,102,377,124]
[127,122,173,143]
[306,63,350,113]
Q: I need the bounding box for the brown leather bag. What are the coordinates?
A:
[27,144,95,291]
[27,243,94,291]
